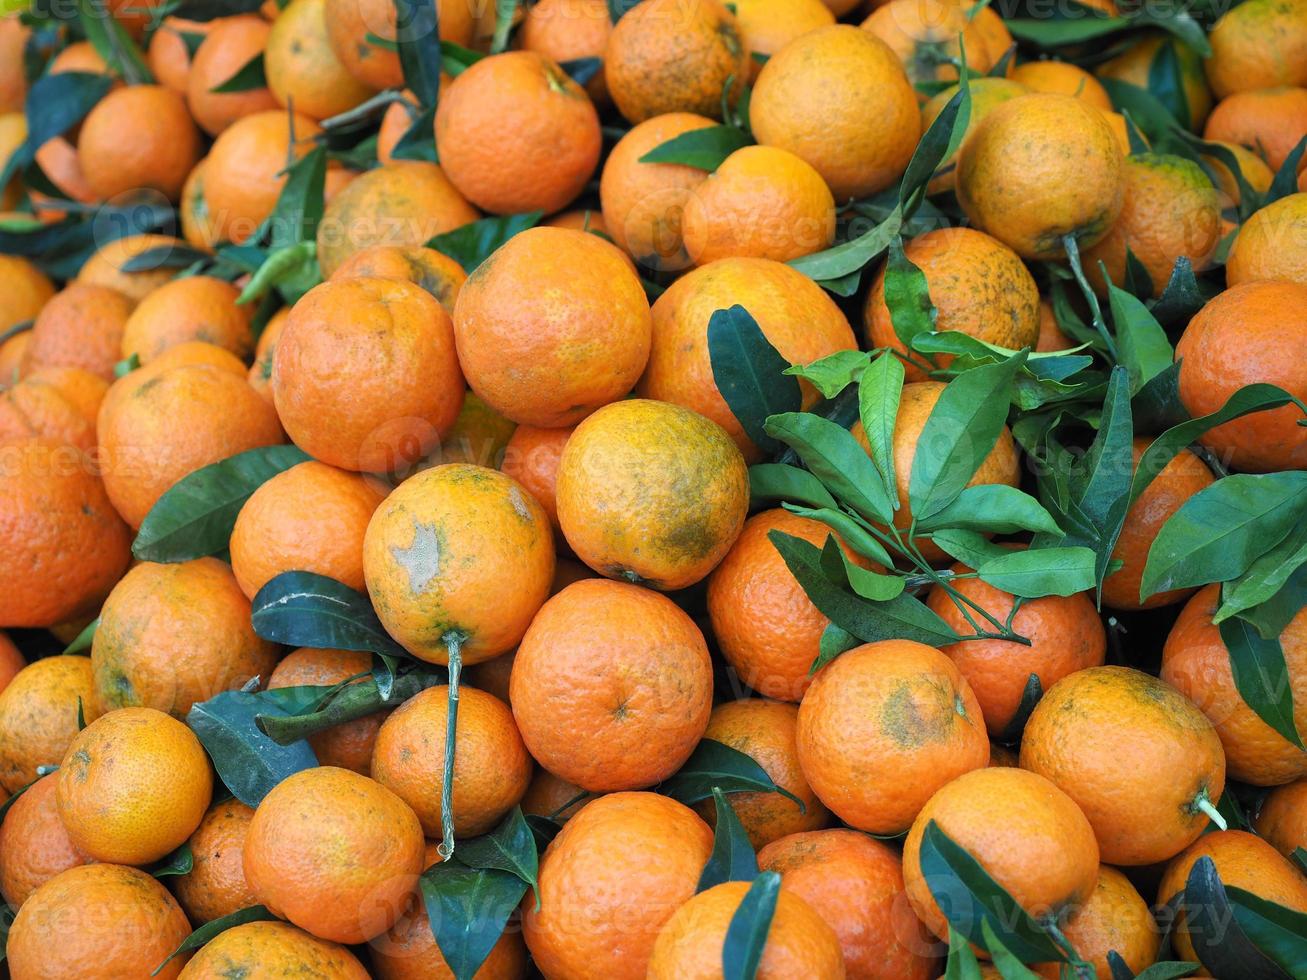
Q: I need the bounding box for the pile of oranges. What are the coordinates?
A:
[2,0,1307,974]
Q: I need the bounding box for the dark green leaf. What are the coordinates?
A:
[1150,257,1214,327]
[709,305,802,456]
[900,70,971,211]
[151,906,277,976]
[817,533,903,601]
[168,0,265,19]
[256,665,443,744]
[980,919,1041,978]
[1100,79,1180,145]
[1070,365,1134,593]
[62,617,98,655]
[1293,848,1307,875]
[747,463,838,511]
[455,806,538,891]
[977,546,1098,598]
[1132,361,1186,433]
[1182,857,1292,980]
[526,814,561,849]
[697,789,759,891]
[1265,136,1307,207]
[1146,36,1189,129]
[429,211,542,272]
[788,209,902,283]
[883,237,937,352]
[265,146,327,250]
[1182,132,1262,222]
[917,485,1061,536]
[1004,15,1130,47]
[857,353,904,507]
[560,57,602,86]
[78,0,153,84]
[422,860,528,980]
[1130,961,1200,980]
[721,872,781,980]
[392,0,441,105]
[390,102,437,162]
[1240,562,1307,641]
[784,349,870,399]
[1228,885,1307,979]
[931,529,1010,570]
[659,738,804,809]
[945,927,983,980]
[995,674,1042,745]
[782,505,894,568]
[1109,282,1172,394]
[0,71,112,189]
[250,570,411,659]
[120,243,212,273]
[1215,526,1307,624]
[764,412,893,524]
[638,124,750,171]
[1220,617,1304,750]
[149,843,193,878]
[187,691,318,806]
[209,52,265,92]
[814,622,860,673]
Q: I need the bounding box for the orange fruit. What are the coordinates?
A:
[648,879,845,978]
[543,207,609,234]
[6,864,194,980]
[21,282,132,380]
[523,791,714,980]
[363,463,555,664]
[271,276,464,473]
[1097,32,1213,127]
[0,630,23,693]
[265,0,377,120]
[1011,59,1111,110]
[146,340,251,375]
[1205,0,1307,98]
[1255,778,1307,857]
[244,766,425,943]
[520,768,590,824]
[0,774,93,908]
[751,25,920,201]
[371,908,528,979]
[556,398,749,590]
[1032,867,1159,979]
[639,256,856,459]
[428,390,518,467]
[330,243,468,312]
[0,15,28,112]
[0,655,102,793]
[49,39,112,76]
[957,92,1125,259]
[267,648,389,774]
[1202,139,1276,212]
[0,112,24,210]
[323,0,474,91]
[860,0,993,86]
[0,367,106,452]
[187,15,279,135]
[920,76,1029,196]
[903,766,1100,943]
[77,84,201,202]
[179,160,220,250]
[173,798,259,924]
[0,253,55,329]
[1162,584,1307,786]
[521,0,613,103]
[731,0,834,82]
[681,144,836,264]
[148,16,212,93]
[1176,279,1307,471]
[1227,191,1307,286]
[1036,300,1076,352]
[0,328,29,384]
[76,234,189,303]
[1204,85,1307,171]
[604,0,749,124]
[0,440,131,628]
[452,226,651,427]
[797,639,990,835]
[179,920,370,979]
[246,306,287,403]
[499,423,572,531]
[120,274,254,364]
[1020,665,1226,865]
[510,578,713,792]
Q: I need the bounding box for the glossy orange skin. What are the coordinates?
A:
[1227,191,1307,287]
[903,767,1100,944]
[556,399,749,590]
[371,905,528,980]
[1255,778,1307,857]
[1204,85,1307,171]
[453,227,651,427]
[330,244,468,313]
[500,424,572,531]
[523,792,715,980]
[521,0,613,103]
[364,464,555,664]
[244,766,425,944]
[7,864,194,980]
[265,0,377,120]
[1205,0,1307,98]
[1,253,55,329]
[860,0,993,86]
[77,84,200,202]
[436,51,601,215]
[0,656,102,793]
[179,920,371,979]
[1011,60,1111,109]
[324,0,473,91]
[1020,666,1226,865]
[1176,280,1307,471]
[121,275,254,364]
[0,441,131,629]
[268,648,389,774]
[758,829,936,980]
[75,235,185,303]
[0,368,107,452]
[1032,867,1160,979]
[173,799,259,924]
[511,579,713,792]
[0,774,94,908]
[22,283,132,380]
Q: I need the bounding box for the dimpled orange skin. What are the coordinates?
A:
[1255,778,1307,856]
[57,707,213,865]
[926,573,1107,736]
[957,93,1125,260]
[331,244,468,313]
[187,15,278,136]
[1011,60,1111,110]
[1102,440,1215,611]
[364,464,555,664]
[120,275,254,364]
[1020,666,1227,866]
[1227,192,1307,287]
[797,640,990,835]
[372,907,529,980]
[1162,585,1307,786]
[452,227,651,427]
[648,880,846,979]
[0,368,105,452]
[0,656,101,792]
[1176,280,1307,472]
[97,360,285,528]
[371,684,533,838]
[271,277,464,473]
[179,920,371,979]
[695,699,831,849]
[230,461,386,599]
[598,112,714,272]
[23,283,132,380]
[75,234,185,304]
[323,0,473,92]
[510,579,713,792]
[902,767,1100,944]
[860,0,993,86]
[521,0,613,104]
[1205,0,1307,98]
[77,84,200,202]
[0,441,131,629]
[268,648,388,774]
[0,774,94,908]
[172,799,259,925]
[500,424,572,531]
[315,162,479,279]
[523,792,715,980]
[751,25,920,201]
[556,399,749,590]
[1204,85,1307,171]
[864,227,1039,380]
[7,864,195,980]
[639,257,856,459]
[436,51,601,215]
[265,0,376,120]
[1032,867,1160,979]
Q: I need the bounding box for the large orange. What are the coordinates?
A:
[0,367,106,452]
[0,655,101,793]
[77,84,200,202]
[1227,191,1307,286]
[1255,777,1307,857]
[1205,0,1307,98]
[22,282,132,380]
[0,774,93,908]
[731,0,833,82]
[1204,86,1307,171]
[499,424,572,531]
[75,234,184,303]
[1032,867,1159,979]
[330,243,468,312]
[267,648,390,774]
[187,15,278,135]
[265,0,377,120]
[120,274,254,364]
[323,0,474,91]
[173,798,259,925]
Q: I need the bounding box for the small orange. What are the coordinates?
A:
[180,920,370,978]
[860,0,993,86]
[0,774,94,908]
[246,306,287,404]
[1032,867,1160,979]
[173,798,259,924]
[148,16,212,93]
[1254,778,1307,857]
[330,243,468,312]
[265,0,377,120]
[1011,59,1112,110]
[77,84,201,202]
[120,275,254,364]
[267,648,389,774]
[371,907,528,980]
[187,15,279,135]
[500,423,572,530]
[428,391,518,467]
[1036,300,1076,351]
[0,655,102,793]
[521,0,613,103]
[323,0,473,91]
[1202,140,1275,212]
[21,282,132,380]
[1204,0,1307,98]
[0,253,55,329]
[1204,85,1307,171]
[179,158,220,250]
[520,768,590,824]
[1227,191,1307,286]
[76,233,189,303]
[543,208,609,234]
[731,0,834,82]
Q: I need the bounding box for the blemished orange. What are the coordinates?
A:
[180,921,370,979]
[681,145,836,264]
[920,76,1029,195]
[436,51,601,215]
[1020,666,1226,865]
[521,0,613,103]
[0,253,55,329]
[1102,440,1215,610]
[604,0,749,124]
[1255,778,1307,857]
[1011,59,1111,110]
[500,424,572,530]
[927,572,1107,736]
[648,880,845,979]
[230,460,386,598]
[751,25,920,201]
[315,161,479,278]
[372,907,528,980]
[0,367,105,452]
[323,0,473,91]
[21,282,132,380]
[902,767,1100,943]
[523,792,715,980]
[510,579,713,792]
[330,243,468,312]
[364,464,556,664]
[731,0,834,82]
[639,256,856,459]
[1033,867,1160,979]
[452,227,651,427]
[864,227,1039,379]
[1227,191,1307,286]
[797,640,990,835]
[556,399,749,590]
[271,276,464,473]
[186,15,278,135]
[172,798,258,924]
[265,0,377,120]
[0,656,102,792]
[244,766,425,944]
[372,684,532,838]
[148,16,212,93]
[957,92,1125,259]
[860,0,993,86]
[0,774,94,908]
[599,112,715,272]
[77,84,200,202]
[268,648,389,774]
[0,441,131,629]
[75,234,185,303]
[1204,0,1307,98]
[1097,33,1213,127]
[1176,280,1307,471]
[1204,85,1307,171]
[6,864,194,980]
[1162,584,1307,786]
[120,275,254,364]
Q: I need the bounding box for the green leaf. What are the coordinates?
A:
[1146,36,1189,128]
[1214,526,1307,624]
[1182,857,1293,980]
[1182,132,1262,222]
[439,39,484,74]
[490,0,518,53]
[1293,848,1307,875]
[132,445,310,562]
[62,617,98,655]
[638,124,751,171]
[883,237,937,352]
[1132,361,1186,433]
[429,211,542,272]
[709,306,802,456]
[1129,960,1200,979]
[721,872,781,980]
[0,71,112,190]
[422,860,528,980]
[1220,617,1305,751]
[1069,366,1135,593]
[1228,885,1307,979]
[250,570,411,659]
[389,102,437,163]
[945,927,983,980]
[900,68,971,212]
[256,666,444,745]
[120,243,212,273]
[1109,282,1172,394]
[981,920,1041,978]
[1099,78,1180,145]
[1239,562,1307,641]
[187,691,318,806]
[266,146,327,250]
[78,0,153,84]
[931,529,1011,570]
[818,534,903,601]
[151,906,277,977]
[814,622,860,673]
[857,353,905,507]
[1150,257,1215,327]
[560,57,602,86]
[995,674,1042,745]
[917,485,1061,536]
[747,463,838,511]
[697,789,759,891]
[237,241,319,305]
[977,547,1098,598]
[391,0,440,104]
[785,349,871,399]
[454,806,538,892]
[764,412,893,524]
[1265,136,1307,207]
[209,52,265,92]
[782,505,894,568]
[659,739,804,809]
[788,208,902,285]
[1005,15,1130,47]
